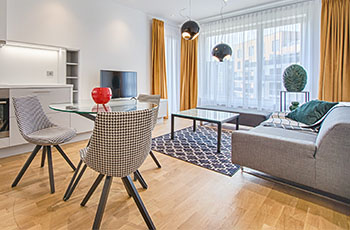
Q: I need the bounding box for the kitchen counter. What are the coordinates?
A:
[0,84,73,89]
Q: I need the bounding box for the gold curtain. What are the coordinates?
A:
[151,19,168,100]
[180,37,198,110]
[319,0,350,102]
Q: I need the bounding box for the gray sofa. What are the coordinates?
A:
[231,106,350,201]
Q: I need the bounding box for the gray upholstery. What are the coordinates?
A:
[232,106,350,200]
[137,94,161,129]
[196,105,272,127]
[314,107,350,199]
[80,108,155,177]
[12,96,76,145]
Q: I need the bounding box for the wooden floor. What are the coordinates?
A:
[0,118,349,230]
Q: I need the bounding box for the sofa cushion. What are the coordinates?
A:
[286,100,338,125]
[251,126,318,143]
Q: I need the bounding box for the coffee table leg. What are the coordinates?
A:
[193,119,196,132]
[236,117,239,130]
[171,114,174,139]
[217,122,222,153]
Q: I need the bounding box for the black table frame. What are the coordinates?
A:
[279,91,310,112]
[171,112,239,153]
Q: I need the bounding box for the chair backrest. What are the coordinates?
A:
[12,96,54,138]
[137,94,161,129]
[85,108,155,177]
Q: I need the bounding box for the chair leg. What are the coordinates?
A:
[122,176,156,230]
[122,177,132,197]
[47,146,55,194]
[64,163,87,201]
[81,174,105,207]
[12,145,42,187]
[63,159,82,200]
[54,145,76,171]
[92,176,113,230]
[134,170,148,189]
[40,146,46,168]
[149,150,161,168]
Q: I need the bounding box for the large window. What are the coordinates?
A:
[198,1,320,111]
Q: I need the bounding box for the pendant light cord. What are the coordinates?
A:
[189,0,192,19]
[220,0,227,43]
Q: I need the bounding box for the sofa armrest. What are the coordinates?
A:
[231,130,317,186]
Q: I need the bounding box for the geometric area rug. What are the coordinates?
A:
[151,126,240,177]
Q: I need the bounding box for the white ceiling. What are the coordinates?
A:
[114,0,283,24]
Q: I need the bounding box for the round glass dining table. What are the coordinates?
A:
[49,99,157,121]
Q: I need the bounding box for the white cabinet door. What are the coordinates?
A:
[0,138,9,148]
[10,87,72,117]
[70,113,94,134]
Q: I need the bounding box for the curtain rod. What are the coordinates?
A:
[198,0,318,24]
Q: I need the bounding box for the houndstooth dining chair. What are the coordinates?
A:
[11,96,76,193]
[79,109,156,230]
[137,94,161,168]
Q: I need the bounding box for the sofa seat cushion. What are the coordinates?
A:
[251,126,318,143]
[196,105,272,127]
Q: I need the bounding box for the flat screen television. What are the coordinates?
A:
[100,70,137,99]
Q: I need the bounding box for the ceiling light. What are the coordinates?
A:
[212,43,232,62]
[212,0,232,62]
[180,0,200,40]
[181,20,200,40]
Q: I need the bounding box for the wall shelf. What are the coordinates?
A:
[66,50,79,103]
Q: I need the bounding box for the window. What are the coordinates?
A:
[198,0,320,110]
[249,46,254,56]
[237,49,242,58]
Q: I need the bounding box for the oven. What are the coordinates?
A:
[0,89,9,139]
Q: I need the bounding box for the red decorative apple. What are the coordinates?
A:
[91,87,112,104]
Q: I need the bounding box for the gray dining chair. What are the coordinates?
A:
[137,94,161,168]
[79,109,156,230]
[11,96,77,193]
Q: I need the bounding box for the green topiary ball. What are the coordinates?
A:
[283,64,307,92]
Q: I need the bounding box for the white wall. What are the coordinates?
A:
[4,0,151,98]
[0,0,6,40]
[0,45,60,84]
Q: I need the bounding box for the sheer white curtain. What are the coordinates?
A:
[198,0,321,111]
[165,24,181,114]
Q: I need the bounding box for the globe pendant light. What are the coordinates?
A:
[212,0,232,62]
[181,0,200,40]
[212,43,232,62]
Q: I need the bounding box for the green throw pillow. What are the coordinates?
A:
[286,100,338,125]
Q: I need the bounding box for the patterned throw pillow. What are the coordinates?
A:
[286,100,338,125]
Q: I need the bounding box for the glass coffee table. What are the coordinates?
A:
[171,108,240,153]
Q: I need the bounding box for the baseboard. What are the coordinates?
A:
[0,132,92,159]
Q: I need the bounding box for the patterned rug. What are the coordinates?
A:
[151,126,240,176]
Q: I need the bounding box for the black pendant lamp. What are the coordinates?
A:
[212,43,232,62]
[212,0,232,62]
[181,20,200,40]
[181,0,200,40]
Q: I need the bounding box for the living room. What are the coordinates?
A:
[0,0,349,229]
